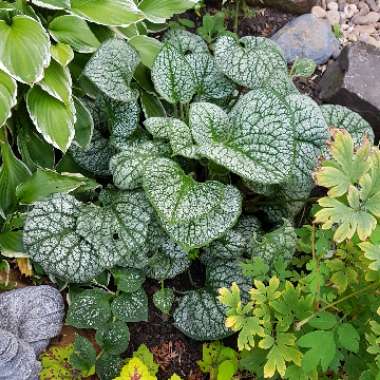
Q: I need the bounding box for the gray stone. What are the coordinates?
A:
[318,42,380,138]
[271,14,341,64]
[245,0,317,14]
[0,329,41,380]
[0,286,64,354]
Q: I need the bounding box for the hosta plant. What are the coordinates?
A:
[21,29,374,345]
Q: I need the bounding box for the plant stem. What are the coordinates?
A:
[16,0,24,12]
[295,281,379,330]
[233,0,240,35]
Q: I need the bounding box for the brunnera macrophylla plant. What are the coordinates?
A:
[22,30,374,342]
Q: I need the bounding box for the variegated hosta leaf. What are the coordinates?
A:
[83,38,140,102]
[111,140,171,190]
[23,193,105,283]
[77,190,152,267]
[190,96,292,185]
[70,129,116,176]
[250,219,297,265]
[321,104,374,150]
[174,258,251,340]
[143,117,195,157]
[0,70,17,127]
[202,215,262,262]
[214,36,292,92]
[143,158,242,249]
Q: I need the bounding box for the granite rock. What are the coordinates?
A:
[0,329,41,380]
[318,42,380,139]
[271,14,341,63]
[246,0,318,14]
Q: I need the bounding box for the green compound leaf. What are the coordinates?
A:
[250,219,297,266]
[70,0,144,27]
[214,36,291,92]
[70,129,116,176]
[298,330,336,373]
[111,288,148,322]
[111,267,145,293]
[49,15,100,54]
[23,193,106,282]
[84,38,140,102]
[337,323,360,353]
[143,158,242,249]
[139,0,198,23]
[153,287,174,315]
[0,15,50,84]
[38,59,72,104]
[358,242,380,271]
[66,289,112,329]
[321,104,374,147]
[95,320,130,355]
[69,335,96,376]
[0,70,17,127]
[174,258,251,340]
[77,190,152,267]
[51,42,74,67]
[26,86,75,152]
[111,140,171,190]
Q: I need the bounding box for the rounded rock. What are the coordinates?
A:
[326,9,341,24]
[312,5,327,17]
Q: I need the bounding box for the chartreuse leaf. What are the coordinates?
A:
[31,0,70,10]
[51,43,74,66]
[0,141,31,215]
[23,193,107,282]
[214,36,293,93]
[0,70,16,127]
[38,60,72,104]
[290,58,316,78]
[0,16,50,84]
[139,0,198,23]
[358,242,380,271]
[114,358,155,380]
[49,15,100,53]
[129,36,162,68]
[73,96,93,149]
[84,38,140,102]
[69,335,96,377]
[77,190,152,267]
[132,344,159,376]
[66,289,112,329]
[153,287,174,314]
[321,104,374,147]
[26,86,75,152]
[95,321,130,355]
[70,0,144,27]
[298,330,336,372]
[111,288,148,322]
[143,158,242,249]
[16,168,98,204]
[111,267,145,293]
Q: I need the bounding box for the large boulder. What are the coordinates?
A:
[318,42,380,138]
[271,14,341,64]
[246,0,317,14]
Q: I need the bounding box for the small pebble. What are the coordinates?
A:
[353,11,380,25]
[327,9,341,24]
[366,0,380,12]
[354,24,377,34]
[327,1,339,11]
[344,4,358,18]
[358,33,380,46]
[312,5,327,18]
[357,1,370,15]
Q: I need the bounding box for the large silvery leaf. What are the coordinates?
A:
[143,158,242,249]
[111,140,170,190]
[26,86,75,152]
[250,219,297,266]
[190,96,292,185]
[214,36,290,92]
[23,193,105,283]
[77,190,152,267]
[70,0,144,27]
[0,16,50,84]
[49,15,100,54]
[174,258,251,340]
[70,129,115,176]
[83,38,140,102]
[0,70,17,127]
[139,0,198,23]
[321,104,374,147]
[202,215,261,262]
